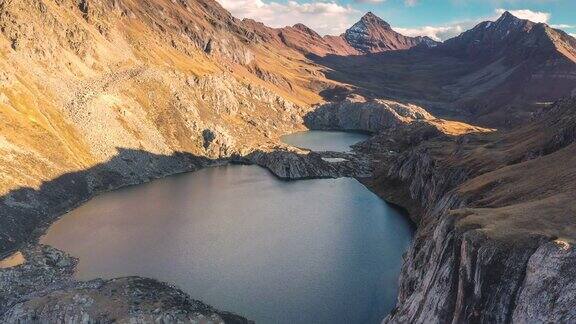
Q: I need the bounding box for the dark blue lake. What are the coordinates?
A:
[42,132,413,324]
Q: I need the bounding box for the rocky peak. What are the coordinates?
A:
[345,12,392,41]
[359,12,392,29]
[415,36,440,48]
[496,11,519,24]
[292,23,322,39]
[247,10,435,56]
[494,11,528,27]
[344,12,432,54]
[441,11,549,61]
[493,11,534,35]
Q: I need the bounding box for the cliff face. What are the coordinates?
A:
[367,98,576,323]
[302,96,576,322]
[304,98,434,132]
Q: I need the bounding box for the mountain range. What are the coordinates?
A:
[244,11,437,57]
[298,11,576,125]
[239,8,576,125]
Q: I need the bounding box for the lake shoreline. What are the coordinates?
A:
[1,132,416,324]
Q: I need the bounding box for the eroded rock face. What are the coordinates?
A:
[512,241,576,323]
[305,98,433,133]
[387,213,550,323]
[243,149,370,180]
[385,209,576,323]
[378,99,576,323]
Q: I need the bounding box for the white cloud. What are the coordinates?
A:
[354,0,385,3]
[494,8,550,23]
[394,25,465,41]
[355,0,416,6]
[216,0,360,35]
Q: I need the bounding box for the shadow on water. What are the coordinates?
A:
[0,148,214,257]
[0,142,416,323]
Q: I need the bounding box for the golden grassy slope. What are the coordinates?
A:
[0,0,340,196]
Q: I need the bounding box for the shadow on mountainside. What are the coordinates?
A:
[0,146,361,257]
[308,45,576,128]
[0,148,215,257]
[307,49,472,105]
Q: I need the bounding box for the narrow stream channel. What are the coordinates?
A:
[41,131,414,324]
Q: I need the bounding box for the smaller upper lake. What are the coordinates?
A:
[282,131,370,152]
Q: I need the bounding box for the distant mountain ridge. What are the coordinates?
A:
[244,12,438,57]
[434,11,576,121]
[307,11,576,125]
[441,11,576,63]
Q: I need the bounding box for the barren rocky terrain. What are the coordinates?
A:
[0,0,575,323]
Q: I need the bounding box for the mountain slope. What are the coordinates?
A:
[0,0,340,198]
[442,11,576,63]
[366,97,576,324]
[0,0,347,319]
[439,11,576,123]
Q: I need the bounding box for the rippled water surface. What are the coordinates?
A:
[42,132,413,324]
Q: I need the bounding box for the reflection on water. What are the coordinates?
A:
[282,131,370,152]
[42,131,412,324]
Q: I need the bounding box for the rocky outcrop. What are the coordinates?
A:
[241,148,372,180]
[0,245,250,323]
[305,98,433,133]
[244,150,338,179]
[2,276,250,324]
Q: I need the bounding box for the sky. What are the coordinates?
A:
[216,0,576,41]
